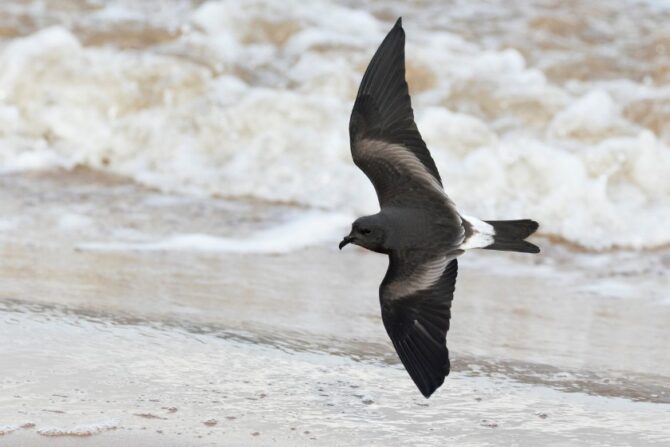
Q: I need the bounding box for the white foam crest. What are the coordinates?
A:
[0,425,19,436]
[443,131,670,249]
[78,211,353,253]
[0,0,669,249]
[37,420,119,437]
[548,90,632,139]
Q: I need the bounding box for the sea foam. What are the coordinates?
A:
[0,0,669,250]
[37,420,119,437]
[78,211,353,253]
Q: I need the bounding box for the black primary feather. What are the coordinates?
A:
[349,17,443,188]
[381,256,458,398]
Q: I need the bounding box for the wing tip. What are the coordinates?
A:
[393,335,451,399]
[419,375,446,399]
[394,17,403,29]
[417,359,450,398]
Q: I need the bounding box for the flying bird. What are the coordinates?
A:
[339,18,540,398]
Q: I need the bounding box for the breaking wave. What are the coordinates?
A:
[0,0,669,250]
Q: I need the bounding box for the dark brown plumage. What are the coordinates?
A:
[340,18,540,398]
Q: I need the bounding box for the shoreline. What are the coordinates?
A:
[2,306,670,447]
[1,172,669,445]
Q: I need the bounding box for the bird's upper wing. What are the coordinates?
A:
[380,249,458,398]
[349,18,449,208]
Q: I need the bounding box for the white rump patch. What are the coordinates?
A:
[385,256,450,299]
[460,215,495,249]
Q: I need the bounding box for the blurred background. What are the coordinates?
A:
[0,1,669,446]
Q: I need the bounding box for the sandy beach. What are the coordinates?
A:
[1,172,669,446]
[1,0,670,445]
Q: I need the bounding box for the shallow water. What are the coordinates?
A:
[1,172,669,445]
[2,306,670,447]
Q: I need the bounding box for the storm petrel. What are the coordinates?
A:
[339,18,540,398]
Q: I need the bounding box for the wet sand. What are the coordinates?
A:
[1,172,669,446]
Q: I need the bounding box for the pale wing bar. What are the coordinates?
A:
[354,139,448,206]
[384,253,450,300]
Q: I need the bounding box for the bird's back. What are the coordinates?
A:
[379,205,464,253]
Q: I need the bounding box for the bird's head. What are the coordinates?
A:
[339,215,386,253]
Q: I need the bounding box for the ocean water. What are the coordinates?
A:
[0,0,669,250]
[1,1,670,446]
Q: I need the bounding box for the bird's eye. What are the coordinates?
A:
[361,228,371,235]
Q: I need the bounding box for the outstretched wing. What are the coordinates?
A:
[349,18,448,208]
[380,250,458,398]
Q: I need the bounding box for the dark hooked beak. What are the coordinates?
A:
[339,235,354,250]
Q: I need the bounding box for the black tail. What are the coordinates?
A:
[483,219,540,254]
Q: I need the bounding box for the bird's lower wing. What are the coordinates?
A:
[380,251,458,398]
